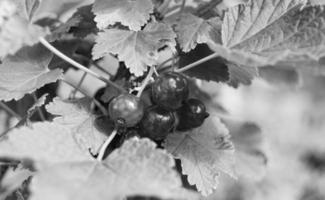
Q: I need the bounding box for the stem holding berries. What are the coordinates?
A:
[39,37,126,93]
[97,128,118,161]
[136,66,155,98]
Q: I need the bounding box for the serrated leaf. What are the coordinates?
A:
[0,165,33,199]
[93,22,176,76]
[227,63,259,88]
[0,45,63,101]
[0,122,93,167]
[165,115,236,196]
[223,119,267,181]
[46,97,107,155]
[209,0,325,68]
[0,1,47,58]
[93,0,154,31]
[30,138,199,200]
[175,14,219,52]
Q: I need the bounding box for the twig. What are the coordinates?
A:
[0,102,21,120]
[39,37,125,93]
[175,52,219,73]
[136,67,155,98]
[61,80,108,116]
[73,54,114,77]
[97,128,118,161]
[32,93,46,121]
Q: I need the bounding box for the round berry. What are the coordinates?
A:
[140,105,175,140]
[108,94,144,127]
[151,72,189,110]
[176,98,209,131]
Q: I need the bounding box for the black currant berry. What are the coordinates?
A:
[151,72,189,110]
[139,105,175,140]
[176,98,209,131]
[108,94,144,127]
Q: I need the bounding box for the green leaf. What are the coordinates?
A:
[0,1,47,58]
[0,122,93,167]
[209,0,325,68]
[46,97,108,155]
[93,22,176,76]
[0,45,62,101]
[93,0,154,31]
[175,14,221,53]
[30,138,199,200]
[165,115,236,196]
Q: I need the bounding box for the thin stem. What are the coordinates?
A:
[163,5,181,17]
[92,62,114,77]
[70,72,87,98]
[73,54,114,77]
[32,93,46,121]
[0,102,21,120]
[62,80,108,116]
[39,37,125,93]
[136,67,155,98]
[97,128,118,161]
[175,52,219,73]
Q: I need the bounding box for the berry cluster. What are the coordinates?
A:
[94,71,209,143]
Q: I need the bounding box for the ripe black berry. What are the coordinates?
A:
[139,105,175,140]
[151,72,189,110]
[176,98,209,131]
[109,94,144,127]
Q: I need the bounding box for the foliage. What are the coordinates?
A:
[1,0,325,199]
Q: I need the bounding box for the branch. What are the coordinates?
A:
[39,37,126,93]
[175,52,219,73]
[97,128,118,161]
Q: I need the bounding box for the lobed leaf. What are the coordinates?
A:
[0,45,62,101]
[93,22,176,76]
[209,0,325,68]
[46,97,108,155]
[175,14,220,53]
[0,1,47,58]
[0,122,93,167]
[165,115,236,196]
[93,0,154,31]
[30,138,199,200]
